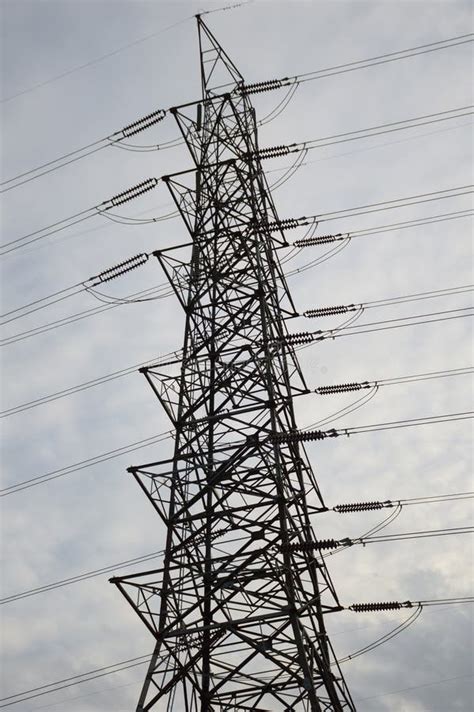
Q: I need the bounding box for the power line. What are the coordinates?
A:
[0,430,173,497]
[302,284,474,319]
[282,307,473,349]
[354,673,474,704]
[294,184,474,226]
[3,29,470,190]
[0,283,173,348]
[0,551,164,605]
[1,208,470,349]
[215,34,474,93]
[0,178,160,256]
[260,106,473,161]
[280,411,474,443]
[3,407,472,498]
[324,307,473,341]
[2,490,471,605]
[285,209,473,276]
[2,181,470,265]
[0,252,152,325]
[1,594,471,707]
[0,656,152,708]
[308,367,473,429]
[0,356,160,418]
[332,490,474,514]
[0,17,192,104]
[285,528,474,553]
[266,33,474,86]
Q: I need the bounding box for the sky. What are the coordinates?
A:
[0,0,473,710]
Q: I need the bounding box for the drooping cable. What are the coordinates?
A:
[278,306,474,348]
[0,550,165,605]
[4,32,470,190]
[0,283,173,347]
[0,430,174,497]
[265,185,474,238]
[237,33,474,93]
[2,206,470,348]
[333,490,474,514]
[0,356,163,418]
[255,106,474,164]
[2,493,471,605]
[0,178,159,256]
[2,595,471,707]
[283,527,474,554]
[0,112,169,193]
[0,253,151,325]
[272,411,474,446]
[301,284,474,321]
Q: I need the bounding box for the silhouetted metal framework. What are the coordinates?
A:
[112,16,355,712]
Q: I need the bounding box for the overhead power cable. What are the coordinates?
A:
[3,594,470,707]
[3,30,470,189]
[335,596,474,666]
[354,673,474,704]
[0,550,164,605]
[272,412,474,446]
[0,654,155,708]
[0,178,159,256]
[3,408,471,499]
[1,182,469,263]
[1,490,470,605]
[252,106,473,162]
[315,366,473,397]
[0,430,174,497]
[284,526,474,553]
[236,33,474,93]
[0,283,173,348]
[266,184,474,236]
[302,284,473,320]
[1,208,470,349]
[0,356,164,418]
[284,209,473,276]
[307,366,473,429]
[2,362,470,423]
[0,253,151,325]
[279,307,473,348]
[332,490,474,514]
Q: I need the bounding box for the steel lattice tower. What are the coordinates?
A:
[112,17,356,712]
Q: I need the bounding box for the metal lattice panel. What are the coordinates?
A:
[112,16,355,712]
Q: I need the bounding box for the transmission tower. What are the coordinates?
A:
[112,16,356,712]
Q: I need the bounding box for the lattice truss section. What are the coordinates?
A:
[113,17,355,712]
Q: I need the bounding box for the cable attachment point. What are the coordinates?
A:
[252,144,297,160]
[284,538,351,553]
[349,601,413,612]
[276,330,322,346]
[294,233,344,247]
[239,78,290,95]
[334,500,392,513]
[261,216,313,232]
[90,253,149,284]
[272,428,339,444]
[120,109,166,138]
[304,304,357,318]
[103,178,159,209]
[315,381,372,395]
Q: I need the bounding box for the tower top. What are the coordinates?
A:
[197,15,243,96]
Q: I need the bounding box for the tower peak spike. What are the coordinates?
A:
[197,15,244,96]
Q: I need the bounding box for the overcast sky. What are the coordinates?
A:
[1,0,473,710]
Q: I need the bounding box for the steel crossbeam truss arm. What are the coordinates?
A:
[112,16,355,712]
